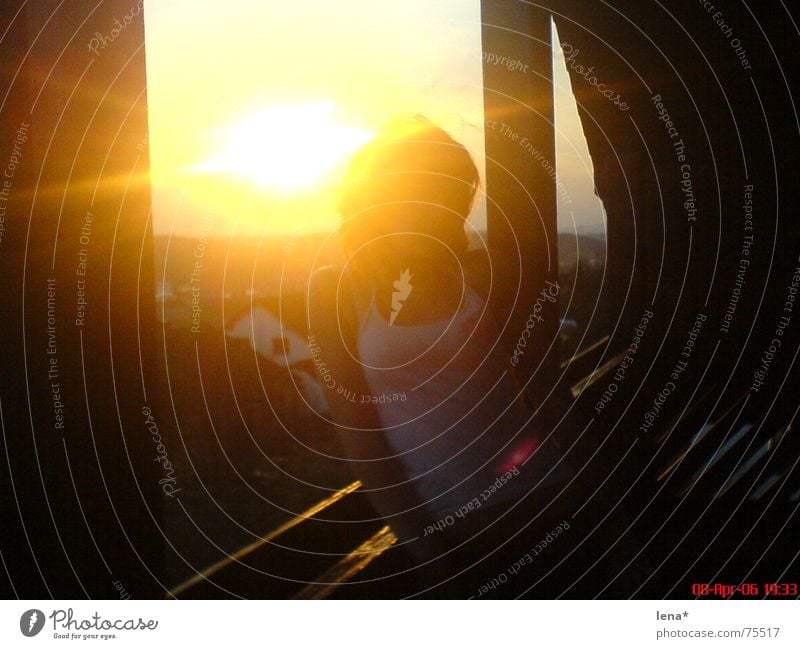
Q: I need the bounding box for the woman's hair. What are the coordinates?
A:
[338,115,480,269]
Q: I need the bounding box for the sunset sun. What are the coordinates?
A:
[191,101,373,192]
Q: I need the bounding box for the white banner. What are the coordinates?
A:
[0,600,797,648]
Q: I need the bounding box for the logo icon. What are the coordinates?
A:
[389,268,413,326]
[20,609,45,637]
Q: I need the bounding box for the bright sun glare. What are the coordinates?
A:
[190,101,374,192]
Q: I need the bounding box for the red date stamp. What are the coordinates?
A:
[691,582,798,597]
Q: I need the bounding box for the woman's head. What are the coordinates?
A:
[338,115,480,267]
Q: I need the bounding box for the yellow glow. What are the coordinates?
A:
[143,0,487,237]
[190,101,373,192]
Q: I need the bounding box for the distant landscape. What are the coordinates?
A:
[153,230,605,329]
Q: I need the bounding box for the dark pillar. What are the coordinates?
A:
[482,1,559,412]
[0,0,163,598]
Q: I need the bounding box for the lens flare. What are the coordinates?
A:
[190,100,373,192]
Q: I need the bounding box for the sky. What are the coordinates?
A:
[552,20,608,238]
[143,1,605,239]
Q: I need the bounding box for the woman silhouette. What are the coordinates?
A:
[308,115,573,592]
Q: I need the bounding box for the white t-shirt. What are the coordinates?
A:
[357,282,571,521]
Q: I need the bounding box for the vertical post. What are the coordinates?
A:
[481,2,559,411]
[0,1,163,597]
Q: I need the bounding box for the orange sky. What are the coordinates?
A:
[143,2,604,239]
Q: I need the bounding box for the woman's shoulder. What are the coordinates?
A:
[308,264,374,336]
[310,264,370,294]
[308,265,340,316]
